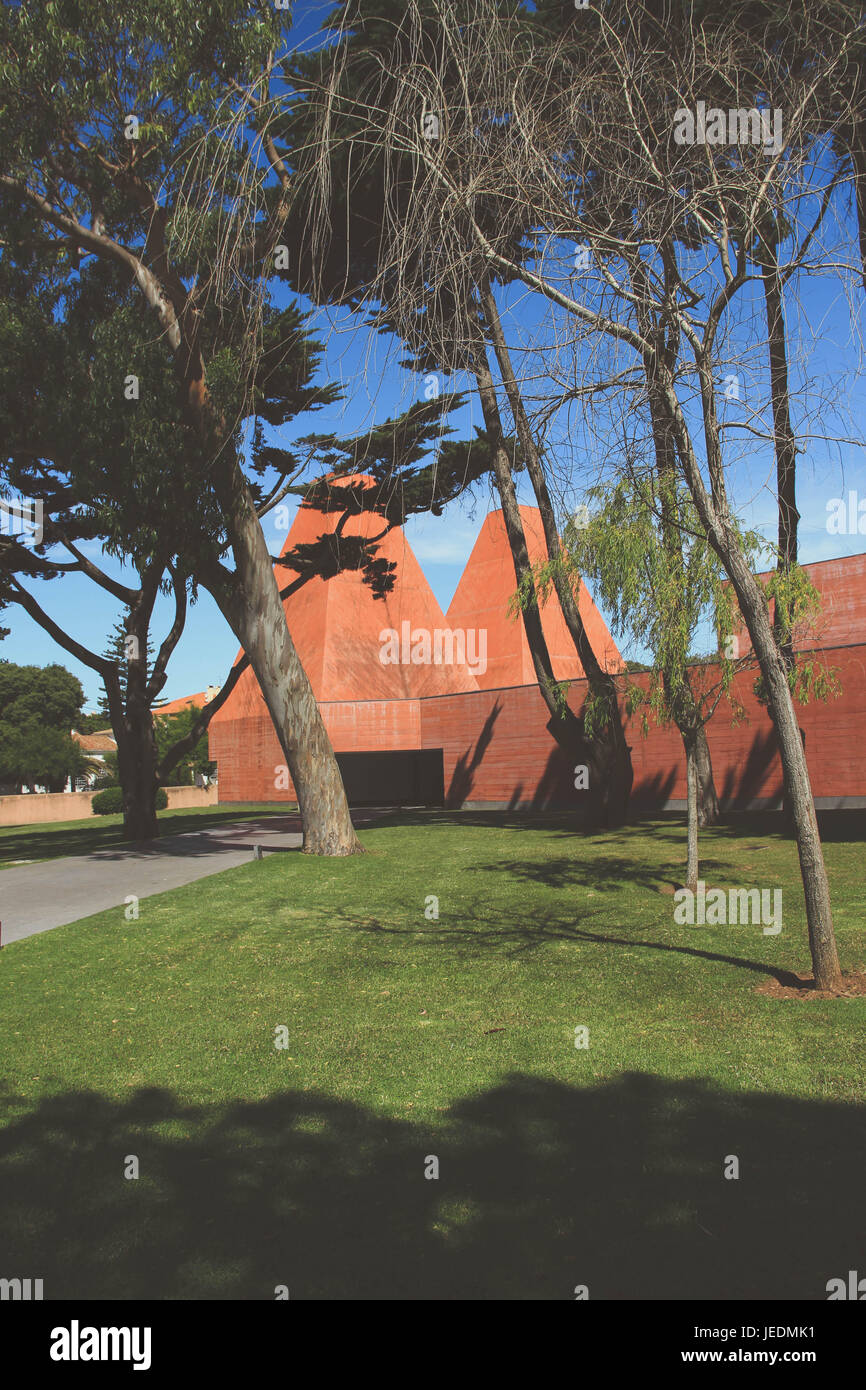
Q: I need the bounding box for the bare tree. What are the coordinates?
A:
[291,0,852,984]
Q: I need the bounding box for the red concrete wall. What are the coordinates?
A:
[209,643,866,810]
[206,494,865,811]
[210,699,422,804]
[732,555,866,655]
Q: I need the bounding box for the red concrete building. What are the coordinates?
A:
[208,502,866,812]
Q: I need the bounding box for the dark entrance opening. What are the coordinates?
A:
[335,749,444,806]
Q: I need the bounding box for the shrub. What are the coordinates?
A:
[91,786,168,816]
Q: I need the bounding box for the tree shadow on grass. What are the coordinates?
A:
[0,1072,862,1300]
[362,806,866,846]
[338,901,802,983]
[468,853,730,894]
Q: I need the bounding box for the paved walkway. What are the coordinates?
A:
[0,818,304,945]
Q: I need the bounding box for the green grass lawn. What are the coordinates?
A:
[1,810,864,1299]
[0,802,290,869]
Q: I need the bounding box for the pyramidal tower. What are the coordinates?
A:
[446,506,622,689]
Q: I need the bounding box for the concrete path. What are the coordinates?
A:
[0,818,304,945]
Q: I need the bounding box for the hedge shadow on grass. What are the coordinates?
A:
[1,1071,863,1300]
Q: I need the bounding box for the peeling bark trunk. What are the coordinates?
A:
[212,459,363,856]
[476,295,632,825]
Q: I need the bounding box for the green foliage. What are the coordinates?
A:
[92,785,167,815]
[754,566,842,709]
[547,474,764,738]
[0,661,84,730]
[154,707,215,785]
[0,661,89,790]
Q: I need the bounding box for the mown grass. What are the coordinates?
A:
[1,811,863,1299]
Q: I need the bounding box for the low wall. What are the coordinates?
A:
[0,784,218,827]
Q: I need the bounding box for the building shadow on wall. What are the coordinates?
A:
[628,765,679,816]
[445,703,502,808]
[447,725,685,822]
[0,1073,862,1300]
[718,727,780,808]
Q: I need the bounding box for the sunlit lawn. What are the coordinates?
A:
[1,811,863,1298]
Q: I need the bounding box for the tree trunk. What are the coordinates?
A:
[659,363,843,991]
[135,252,361,857]
[685,732,699,892]
[211,459,363,856]
[634,268,718,831]
[111,608,160,842]
[733,577,840,986]
[847,113,866,295]
[662,663,720,830]
[695,724,720,827]
[759,227,799,666]
[470,354,613,822]
[758,220,803,831]
[116,724,159,841]
[480,282,633,824]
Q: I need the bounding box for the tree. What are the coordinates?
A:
[294,0,848,985]
[557,477,757,888]
[0,661,90,792]
[0,245,476,834]
[475,0,846,987]
[0,0,363,853]
[0,257,236,839]
[264,0,634,823]
[154,707,215,787]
